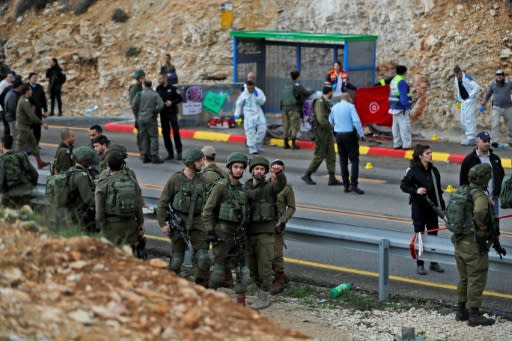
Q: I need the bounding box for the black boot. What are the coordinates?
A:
[455,302,468,321]
[468,308,495,326]
[291,138,300,150]
[301,173,316,185]
[328,173,343,186]
[284,138,290,149]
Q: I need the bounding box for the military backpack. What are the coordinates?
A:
[280,81,298,107]
[445,185,478,235]
[105,173,140,218]
[0,152,37,191]
[46,170,81,208]
[499,175,512,209]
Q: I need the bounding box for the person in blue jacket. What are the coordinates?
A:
[389,65,412,149]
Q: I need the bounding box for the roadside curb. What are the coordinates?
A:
[104,121,512,167]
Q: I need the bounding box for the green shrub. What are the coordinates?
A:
[111,8,129,23]
[125,47,140,58]
[73,0,96,15]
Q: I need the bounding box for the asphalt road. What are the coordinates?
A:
[31,116,512,314]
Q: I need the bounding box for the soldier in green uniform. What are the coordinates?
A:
[244,156,286,310]
[52,128,75,174]
[203,152,251,305]
[280,70,315,149]
[302,84,342,186]
[64,146,97,232]
[269,159,296,294]
[157,147,210,287]
[95,151,144,251]
[128,69,145,159]
[131,79,164,163]
[160,53,176,75]
[92,135,111,173]
[453,163,495,326]
[97,144,138,181]
[15,84,49,169]
[0,136,38,208]
[201,145,227,183]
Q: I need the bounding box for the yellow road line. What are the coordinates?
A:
[48,124,90,132]
[146,234,171,242]
[284,257,512,300]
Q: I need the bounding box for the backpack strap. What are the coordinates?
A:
[430,168,442,208]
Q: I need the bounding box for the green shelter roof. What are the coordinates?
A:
[230,30,378,42]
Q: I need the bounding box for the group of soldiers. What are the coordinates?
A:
[156,146,295,309]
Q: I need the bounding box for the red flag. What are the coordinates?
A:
[354,85,392,127]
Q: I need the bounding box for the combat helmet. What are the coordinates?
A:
[182,147,204,167]
[132,69,145,80]
[468,163,492,187]
[249,155,269,173]
[226,152,248,169]
[108,143,128,159]
[73,146,96,164]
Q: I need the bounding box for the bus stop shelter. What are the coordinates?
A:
[230,30,378,113]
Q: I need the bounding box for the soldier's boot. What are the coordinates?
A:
[455,302,469,321]
[196,271,210,288]
[283,138,290,149]
[249,289,272,310]
[36,156,50,169]
[236,294,246,306]
[177,152,182,161]
[222,269,234,288]
[291,139,300,150]
[271,272,287,295]
[301,173,316,185]
[328,173,343,186]
[468,308,495,326]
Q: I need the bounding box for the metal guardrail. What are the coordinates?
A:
[32,184,512,301]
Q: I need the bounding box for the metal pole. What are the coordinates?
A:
[378,239,390,301]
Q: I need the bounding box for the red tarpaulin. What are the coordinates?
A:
[354,85,392,127]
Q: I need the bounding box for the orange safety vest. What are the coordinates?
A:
[326,69,349,84]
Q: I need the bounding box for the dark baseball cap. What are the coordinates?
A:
[476,131,491,142]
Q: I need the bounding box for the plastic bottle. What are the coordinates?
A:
[84,105,98,116]
[330,282,352,298]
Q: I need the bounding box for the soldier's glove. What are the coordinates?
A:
[207,230,218,243]
[275,222,286,235]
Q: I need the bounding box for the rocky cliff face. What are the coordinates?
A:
[0,0,511,138]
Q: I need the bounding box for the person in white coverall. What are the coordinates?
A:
[234,80,267,154]
[454,65,481,145]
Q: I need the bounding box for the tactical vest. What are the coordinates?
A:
[389,75,412,103]
[281,81,298,107]
[249,184,277,223]
[171,172,205,215]
[105,172,140,218]
[218,180,247,223]
[0,152,32,190]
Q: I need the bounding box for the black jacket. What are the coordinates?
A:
[459,149,504,197]
[29,83,48,118]
[400,163,446,210]
[45,65,65,91]
[156,83,183,115]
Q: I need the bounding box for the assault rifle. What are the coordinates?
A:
[424,197,447,223]
[488,217,507,260]
[167,204,193,251]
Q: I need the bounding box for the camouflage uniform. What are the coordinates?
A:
[202,163,228,184]
[272,184,296,292]
[453,164,495,326]
[95,170,144,247]
[15,96,42,157]
[131,87,164,160]
[66,166,96,231]
[156,171,210,283]
[281,80,314,144]
[244,162,286,308]
[128,76,143,154]
[306,96,336,176]
[203,179,250,294]
[0,151,38,208]
[53,142,73,174]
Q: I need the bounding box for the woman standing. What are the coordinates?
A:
[45,58,66,116]
[400,144,445,275]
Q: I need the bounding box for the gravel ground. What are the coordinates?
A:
[258,284,512,341]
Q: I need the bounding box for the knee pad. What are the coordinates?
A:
[169,252,184,273]
[195,249,211,271]
[239,265,251,287]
